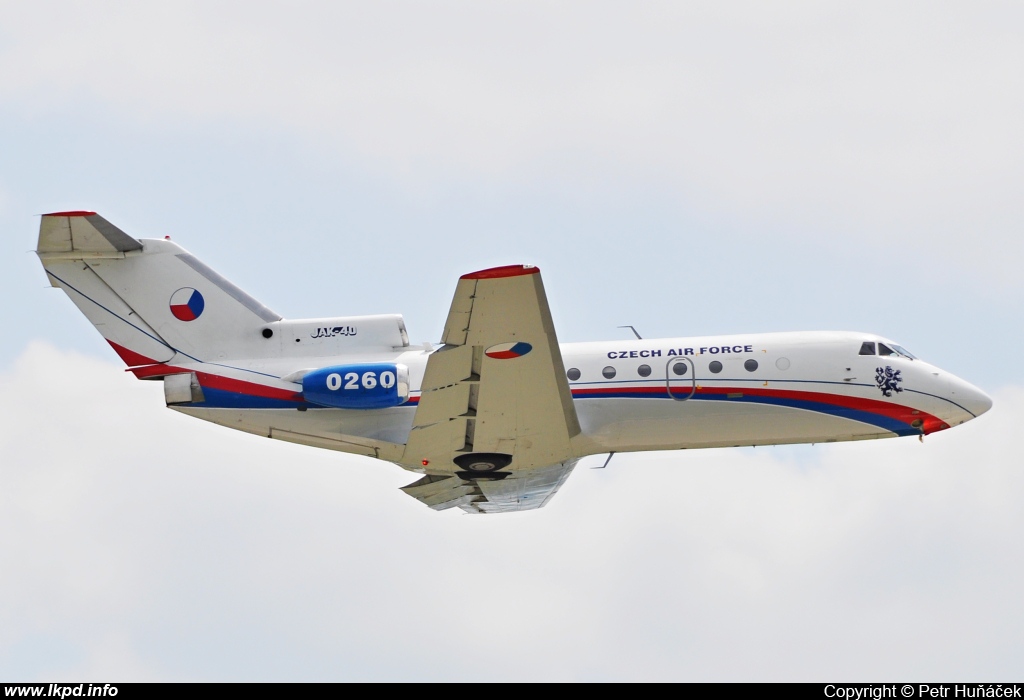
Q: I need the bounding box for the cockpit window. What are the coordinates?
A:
[878,342,917,360]
[892,344,917,360]
[859,342,876,356]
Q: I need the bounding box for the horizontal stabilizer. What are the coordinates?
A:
[38,211,142,255]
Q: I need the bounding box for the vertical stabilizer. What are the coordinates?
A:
[36,212,281,366]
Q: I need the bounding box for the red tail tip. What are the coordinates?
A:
[460,264,539,280]
[43,210,96,217]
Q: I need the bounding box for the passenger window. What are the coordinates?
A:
[859,342,876,356]
[602,366,617,379]
[637,364,652,377]
[566,368,581,381]
[878,343,895,356]
[672,363,688,376]
[744,359,758,372]
[709,361,723,374]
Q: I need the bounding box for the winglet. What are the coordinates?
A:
[460,265,539,280]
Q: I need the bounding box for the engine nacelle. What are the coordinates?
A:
[302,363,410,409]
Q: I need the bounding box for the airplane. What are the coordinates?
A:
[34,211,993,514]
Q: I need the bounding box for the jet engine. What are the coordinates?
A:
[301,363,410,409]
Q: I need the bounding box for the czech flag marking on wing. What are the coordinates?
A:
[485,342,533,359]
[169,288,205,322]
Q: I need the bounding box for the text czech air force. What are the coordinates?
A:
[607,344,755,359]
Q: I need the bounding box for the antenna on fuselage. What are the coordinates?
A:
[618,325,642,340]
[592,452,615,469]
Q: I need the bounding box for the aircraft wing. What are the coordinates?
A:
[401,460,580,514]
[401,265,581,513]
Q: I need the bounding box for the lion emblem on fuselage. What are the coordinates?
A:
[875,365,903,397]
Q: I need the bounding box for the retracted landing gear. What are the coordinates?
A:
[453,453,513,481]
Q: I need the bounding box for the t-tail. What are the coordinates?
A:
[36,212,410,371]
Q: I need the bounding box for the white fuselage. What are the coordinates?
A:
[173,330,992,467]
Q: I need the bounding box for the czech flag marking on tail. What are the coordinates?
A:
[485,342,533,359]
[169,288,205,322]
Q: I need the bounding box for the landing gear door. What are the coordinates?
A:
[666,357,695,400]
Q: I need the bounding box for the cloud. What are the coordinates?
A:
[1,1,1023,287]
[1,342,1021,680]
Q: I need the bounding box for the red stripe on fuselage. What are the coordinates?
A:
[194,372,303,402]
[697,385,947,434]
[128,364,301,401]
[108,341,301,400]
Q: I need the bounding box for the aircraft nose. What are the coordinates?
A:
[947,375,993,419]
[967,387,994,418]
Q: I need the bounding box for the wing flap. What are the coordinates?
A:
[420,344,476,390]
[431,494,482,511]
[412,383,472,426]
[400,474,461,500]
[399,459,579,514]
[401,474,484,511]
[405,416,471,460]
[465,460,577,513]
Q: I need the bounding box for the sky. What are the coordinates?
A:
[1,1,1022,681]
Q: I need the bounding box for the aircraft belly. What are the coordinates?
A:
[574,397,891,452]
[171,406,416,447]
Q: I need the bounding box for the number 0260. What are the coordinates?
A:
[325,371,396,391]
